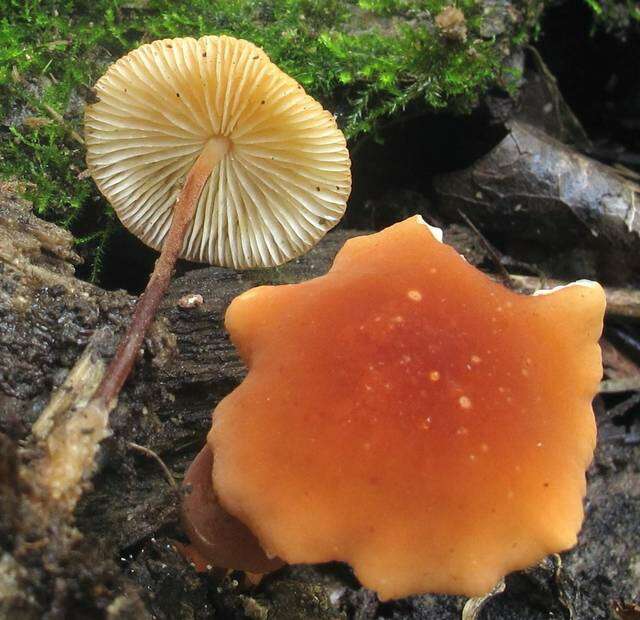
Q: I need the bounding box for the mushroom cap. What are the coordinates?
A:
[85,35,351,269]
[181,445,284,573]
[209,216,605,600]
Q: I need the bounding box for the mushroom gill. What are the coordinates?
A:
[83,34,350,418]
[86,35,350,269]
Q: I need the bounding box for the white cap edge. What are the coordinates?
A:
[416,214,443,243]
[532,279,601,296]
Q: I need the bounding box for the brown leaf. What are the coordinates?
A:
[612,600,640,620]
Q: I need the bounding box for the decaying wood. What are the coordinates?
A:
[31,333,106,442]
[434,120,640,286]
[0,186,133,429]
[28,330,112,511]
[1,188,639,619]
[0,189,149,618]
[0,187,130,515]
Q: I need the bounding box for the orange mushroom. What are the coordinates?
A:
[193,216,605,600]
[181,444,283,574]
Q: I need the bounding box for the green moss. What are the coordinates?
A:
[0,0,535,281]
[582,0,640,34]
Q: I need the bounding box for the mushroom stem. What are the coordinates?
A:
[93,136,230,408]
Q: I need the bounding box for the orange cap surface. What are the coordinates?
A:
[209,216,605,600]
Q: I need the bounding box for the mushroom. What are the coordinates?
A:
[181,444,284,574]
[194,216,604,600]
[84,34,351,409]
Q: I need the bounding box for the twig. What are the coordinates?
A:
[502,257,549,288]
[598,427,640,445]
[605,393,640,419]
[599,377,640,394]
[607,327,640,363]
[41,103,85,145]
[461,579,505,620]
[11,68,85,146]
[552,553,575,620]
[458,210,514,287]
[128,442,177,489]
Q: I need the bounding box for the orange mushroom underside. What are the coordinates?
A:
[181,444,284,574]
[206,216,605,600]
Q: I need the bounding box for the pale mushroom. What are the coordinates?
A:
[84,34,351,408]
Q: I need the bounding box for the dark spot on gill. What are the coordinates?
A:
[85,88,100,104]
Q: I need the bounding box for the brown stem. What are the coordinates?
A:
[93,137,230,408]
